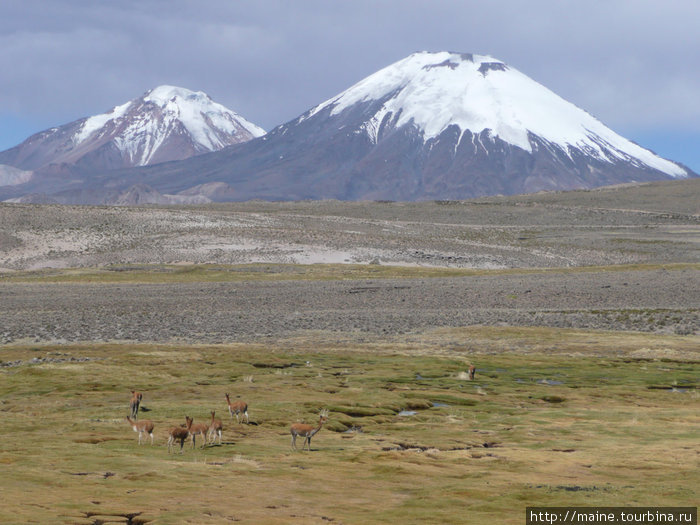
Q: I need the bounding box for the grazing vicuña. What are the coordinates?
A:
[167,425,189,454]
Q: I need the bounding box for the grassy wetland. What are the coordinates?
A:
[1,181,699,523]
[1,329,698,524]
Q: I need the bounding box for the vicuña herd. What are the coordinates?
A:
[124,391,328,453]
[125,365,477,454]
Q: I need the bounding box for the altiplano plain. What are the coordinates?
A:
[0,179,698,524]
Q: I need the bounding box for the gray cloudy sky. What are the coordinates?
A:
[1,0,699,171]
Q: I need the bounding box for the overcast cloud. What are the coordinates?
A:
[1,0,698,170]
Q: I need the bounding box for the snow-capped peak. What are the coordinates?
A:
[305,51,687,178]
[143,85,211,105]
[74,85,265,166]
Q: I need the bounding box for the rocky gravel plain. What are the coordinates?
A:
[1,179,699,272]
[0,267,698,345]
[1,179,698,343]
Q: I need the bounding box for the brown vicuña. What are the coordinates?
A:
[129,390,143,419]
[185,416,209,448]
[167,425,189,454]
[224,393,249,424]
[125,415,154,445]
[290,409,329,451]
[207,411,223,445]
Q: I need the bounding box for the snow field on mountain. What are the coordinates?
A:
[74,85,265,166]
[74,100,133,144]
[144,85,265,152]
[313,51,686,178]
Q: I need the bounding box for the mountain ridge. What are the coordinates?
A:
[0,52,695,204]
[120,51,693,202]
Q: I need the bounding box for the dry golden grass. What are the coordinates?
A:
[1,262,699,284]
[1,328,698,524]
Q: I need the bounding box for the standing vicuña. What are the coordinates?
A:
[468,365,476,381]
[129,391,143,419]
[225,393,249,424]
[208,411,223,445]
[167,425,189,454]
[185,416,209,448]
[290,409,329,451]
[126,416,154,445]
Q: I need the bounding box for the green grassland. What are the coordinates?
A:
[1,328,698,524]
[1,262,698,284]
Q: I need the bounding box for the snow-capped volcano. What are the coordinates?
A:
[115,50,691,202]
[0,53,694,204]
[0,85,265,172]
[304,51,685,178]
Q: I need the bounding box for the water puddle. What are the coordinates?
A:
[537,379,565,386]
[398,410,417,417]
[432,402,450,408]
